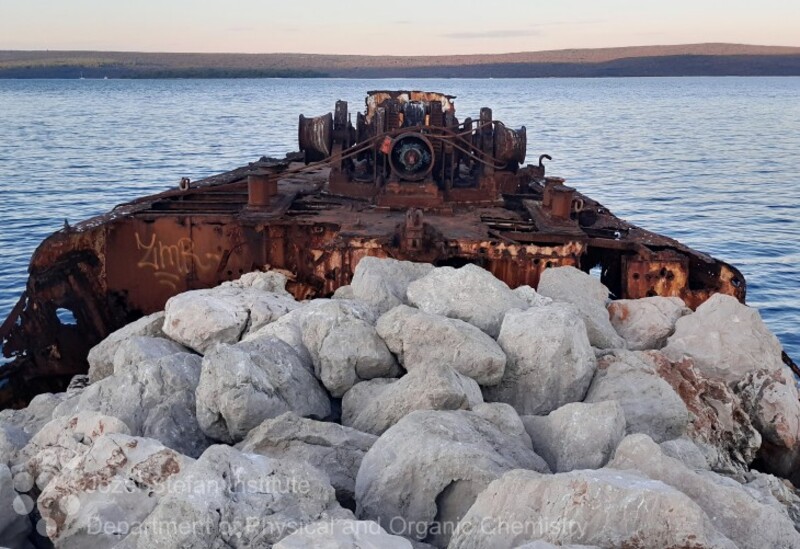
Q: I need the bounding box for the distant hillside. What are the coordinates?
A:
[2,44,800,78]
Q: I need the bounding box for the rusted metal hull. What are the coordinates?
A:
[0,91,757,408]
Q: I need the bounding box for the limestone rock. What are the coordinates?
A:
[110,335,189,377]
[51,352,211,459]
[536,266,625,349]
[243,311,313,366]
[356,410,549,548]
[237,412,377,507]
[341,378,395,427]
[275,519,413,549]
[121,444,351,549]
[14,411,131,491]
[663,293,784,384]
[164,287,249,353]
[607,296,689,350]
[735,367,800,483]
[163,286,300,354]
[0,463,32,548]
[522,400,625,472]
[644,351,761,472]
[584,351,688,443]
[472,402,532,448]
[195,337,331,443]
[512,285,553,308]
[350,256,434,314]
[406,264,527,337]
[37,434,192,548]
[332,284,355,300]
[610,434,800,549]
[741,470,800,532]
[0,392,67,437]
[449,468,737,549]
[659,437,711,470]
[86,311,165,382]
[221,269,291,296]
[300,295,378,334]
[0,422,29,467]
[317,318,400,397]
[246,298,380,374]
[376,305,506,386]
[483,304,596,415]
[342,364,483,436]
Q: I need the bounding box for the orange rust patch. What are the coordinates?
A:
[608,301,630,323]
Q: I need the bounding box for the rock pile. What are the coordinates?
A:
[1,258,798,549]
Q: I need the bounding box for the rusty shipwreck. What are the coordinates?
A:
[0,90,755,408]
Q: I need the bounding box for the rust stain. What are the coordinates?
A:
[608,301,631,323]
[130,449,184,486]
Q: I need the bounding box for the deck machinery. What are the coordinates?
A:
[0,90,752,408]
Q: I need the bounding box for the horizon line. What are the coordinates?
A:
[4,42,800,58]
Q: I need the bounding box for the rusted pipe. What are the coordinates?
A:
[247,173,277,209]
[550,184,576,220]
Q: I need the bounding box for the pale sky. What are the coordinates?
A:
[1,0,798,55]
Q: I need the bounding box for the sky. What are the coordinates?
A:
[0,0,798,56]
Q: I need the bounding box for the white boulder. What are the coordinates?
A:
[0,392,67,436]
[86,311,166,382]
[37,434,192,549]
[376,305,506,386]
[663,293,784,384]
[483,304,596,415]
[522,400,626,472]
[51,352,211,458]
[236,412,378,507]
[536,266,625,349]
[299,299,379,357]
[660,437,712,470]
[607,296,689,350]
[110,335,189,377]
[610,434,800,549]
[512,285,553,308]
[355,410,550,548]
[341,364,483,436]
[163,285,300,354]
[14,411,131,491]
[195,337,331,443]
[449,468,736,549]
[406,264,528,337]
[120,444,350,548]
[221,269,291,296]
[317,318,400,397]
[472,402,532,448]
[642,350,761,472]
[243,311,313,365]
[350,256,434,314]
[736,368,800,483]
[584,351,689,443]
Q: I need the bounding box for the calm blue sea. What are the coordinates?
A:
[0,78,798,358]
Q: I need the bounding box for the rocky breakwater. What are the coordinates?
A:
[1,258,799,549]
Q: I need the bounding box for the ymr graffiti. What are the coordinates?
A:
[135,233,221,288]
